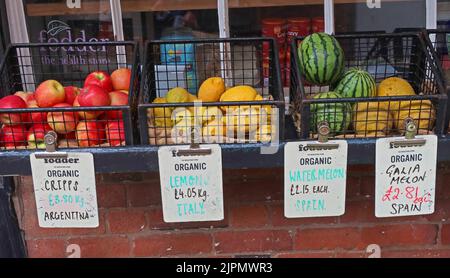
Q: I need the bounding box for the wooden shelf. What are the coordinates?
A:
[25,0,421,17]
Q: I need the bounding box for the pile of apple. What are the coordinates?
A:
[0,68,131,149]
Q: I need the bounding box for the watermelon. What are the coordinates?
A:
[298,33,345,86]
[334,68,376,98]
[310,91,351,134]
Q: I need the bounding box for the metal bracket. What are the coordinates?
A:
[306,121,340,150]
[390,118,426,148]
[34,131,68,159]
[176,127,212,156]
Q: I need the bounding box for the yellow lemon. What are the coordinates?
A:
[166,87,190,103]
[220,85,258,102]
[198,77,226,102]
[151,97,173,128]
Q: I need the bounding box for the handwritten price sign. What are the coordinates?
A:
[284,141,348,218]
[375,135,437,217]
[30,153,99,228]
[158,144,224,223]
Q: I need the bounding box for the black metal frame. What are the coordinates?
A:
[290,32,448,139]
[423,29,450,132]
[0,41,140,150]
[138,37,285,145]
[0,177,26,258]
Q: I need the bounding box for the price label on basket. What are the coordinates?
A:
[158,144,224,223]
[284,140,348,218]
[375,135,437,218]
[30,152,99,228]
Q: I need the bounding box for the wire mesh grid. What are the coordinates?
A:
[0,42,139,150]
[139,38,285,145]
[425,29,450,131]
[290,32,447,139]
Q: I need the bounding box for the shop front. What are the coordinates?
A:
[1,0,450,259]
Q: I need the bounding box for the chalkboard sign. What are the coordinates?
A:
[158,144,224,223]
[284,141,348,218]
[375,135,437,218]
[30,153,99,228]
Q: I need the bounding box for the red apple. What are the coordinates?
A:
[27,123,52,149]
[64,131,76,140]
[35,80,66,108]
[111,68,131,91]
[64,86,80,105]
[47,103,78,134]
[105,121,125,146]
[0,95,29,125]
[84,71,113,92]
[77,85,110,119]
[106,91,128,119]
[14,91,35,103]
[75,121,105,147]
[27,99,47,125]
[0,125,27,148]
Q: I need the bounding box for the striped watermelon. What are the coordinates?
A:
[334,68,376,98]
[298,33,345,86]
[310,91,351,134]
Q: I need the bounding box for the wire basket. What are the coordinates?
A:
[0,42,139,150]
[290,32,447,139]
[424,29,450,131]
[138,38,285,145]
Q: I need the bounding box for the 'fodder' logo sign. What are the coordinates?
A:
[38,20,112,65]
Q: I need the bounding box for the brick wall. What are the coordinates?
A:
[13,164,450,258]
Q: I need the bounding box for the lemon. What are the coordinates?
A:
[151,97,173,128]
[198,77,226,102]
[220,85,258,102]
[166,87,190,103]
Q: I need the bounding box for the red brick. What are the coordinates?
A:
[108,209,146,234]
[361,224,437,247]
[97,184,126,208]
[146,207,228,230]
[134,233,212,257]
[23,209,106,239]
[27,239,66,258]
[382,249,450,258]
[274,251,335,258]
[127,183,161,207]
[346,176,361,200]
[270,203,337,226]
[230,203,269,228]
[437,173,450,200]
[335,251,368,258]
[425,199,450,222]
[214,230,292,254]
[347,165,374,175]
[442,224,450,245]
[224,172,283,203]
[360,176,375,198]
[68,236,130,258]
[101,173,143,183]
[295,227,363,250]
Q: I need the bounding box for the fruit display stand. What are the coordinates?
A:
[138,38,286,146]
[291,32,447,139]
[0,41,139,150]
[425,28,450,129]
